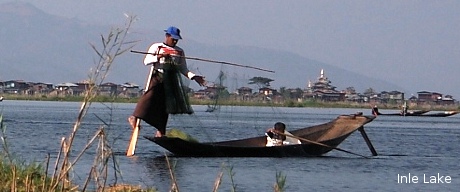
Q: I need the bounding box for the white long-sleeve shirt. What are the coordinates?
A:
[143,42,196,79]
[266,131,301,147]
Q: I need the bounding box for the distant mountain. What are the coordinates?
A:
[0,2,404,93]
[0,2,106,82]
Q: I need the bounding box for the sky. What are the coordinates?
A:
[2,0,460,98]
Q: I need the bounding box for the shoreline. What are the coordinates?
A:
[1,95,458,111]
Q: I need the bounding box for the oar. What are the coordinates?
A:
[126,65,155,156]
[130,50,275,73]
[272,130,370,158]
[358,126,378,156]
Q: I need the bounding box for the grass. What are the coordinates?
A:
[1,115,73,191]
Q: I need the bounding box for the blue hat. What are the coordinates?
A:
[164,26,182,39]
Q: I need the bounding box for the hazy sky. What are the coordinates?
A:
[3,0,460,98]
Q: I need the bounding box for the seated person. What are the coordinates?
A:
[265,122,301,146]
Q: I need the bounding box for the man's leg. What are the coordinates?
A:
[155,131,163,137]
[154,114,168,137]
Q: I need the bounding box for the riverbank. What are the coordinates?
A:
[1,94,459,111]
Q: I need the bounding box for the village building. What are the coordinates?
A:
[2,80,30,94]
[0,72,457,106]
[118,82,141,98]
[417,91,455,105]
[235,86,253,101]
[303,69,345,101]
[379,91,405,104]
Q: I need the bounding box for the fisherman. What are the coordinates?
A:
[400,101,408,115]
[265,122,301,146]
[371,105,379,116]
[128,26,206,137]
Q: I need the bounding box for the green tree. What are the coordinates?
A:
[248,76,273,88]
[279,87,289,98]
[292,88,303,99]
[363,87,377,96]
[345,86,357,94]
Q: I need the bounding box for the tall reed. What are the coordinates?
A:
[50,14,139,191]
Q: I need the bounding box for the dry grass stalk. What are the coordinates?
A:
[224,164,237,192]
[212,170,224,192]
[42,153,50,192]
[105,184,144,191]
[1,115,17,192]
[11,165,16,192]
[165,154,179,192]
[45,15,138,191]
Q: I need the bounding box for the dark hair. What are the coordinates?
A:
[274,122,286,131]
[274,122,286,141]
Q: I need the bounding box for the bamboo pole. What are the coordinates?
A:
[273,130,370,158]
[126,65,155,156]
[130,50,275,73]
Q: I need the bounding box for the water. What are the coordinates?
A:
[1,100,459,191]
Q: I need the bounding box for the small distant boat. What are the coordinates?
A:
[419,111,459,117]
[372,107,458,117]
[372,107,429,116]
[0,96,3,101]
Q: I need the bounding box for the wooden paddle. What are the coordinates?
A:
[126,66,155,156]
[272,130,370,158]
[358,126,378,156]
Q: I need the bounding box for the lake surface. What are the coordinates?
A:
[1,100,459,191]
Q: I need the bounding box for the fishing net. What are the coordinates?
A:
[166,128,199,143]
[162,59,194,114]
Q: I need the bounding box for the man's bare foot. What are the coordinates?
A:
[154,131,164,137]
[128,116,141,129]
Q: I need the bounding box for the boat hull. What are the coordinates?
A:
[375,110,430,116]
[420,111,459,117]
[145,114,375,157]
[375,110,458,117]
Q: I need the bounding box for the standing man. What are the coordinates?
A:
[128,26,206,137]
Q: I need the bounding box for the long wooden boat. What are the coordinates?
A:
[372,107,429,116]
[145,113,376,157]
[372,107,458,117]
[419,111,459,117]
